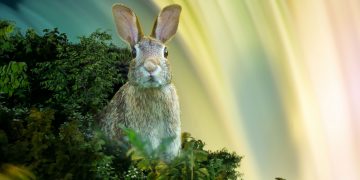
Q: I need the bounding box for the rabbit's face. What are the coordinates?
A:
[112,4,181,87]
[128,37,171,88]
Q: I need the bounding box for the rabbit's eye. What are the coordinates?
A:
[131,47,137,58]
[164,47,168,58]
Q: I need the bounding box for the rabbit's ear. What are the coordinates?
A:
[151,4,181,43]
[112,4,143,46]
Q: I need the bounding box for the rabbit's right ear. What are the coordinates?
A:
[112,4,143,46]
[151,4,181,43]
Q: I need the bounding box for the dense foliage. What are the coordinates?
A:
[0,20,243,179]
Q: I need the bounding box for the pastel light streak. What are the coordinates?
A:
[241,1,305,179]
[256,1,332,179]
[291,0,360,179]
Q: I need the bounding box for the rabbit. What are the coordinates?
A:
[99,4,182,160]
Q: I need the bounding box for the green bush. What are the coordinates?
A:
[123,130,242,179]
[0,20,243,179]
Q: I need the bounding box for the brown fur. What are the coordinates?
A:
[100,4,182,160]
[100,82,181,159]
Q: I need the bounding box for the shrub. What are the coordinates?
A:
[0,20,243,179]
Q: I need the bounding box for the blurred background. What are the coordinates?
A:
[1,0,360,179]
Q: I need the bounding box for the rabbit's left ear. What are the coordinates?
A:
[151,4,181,43]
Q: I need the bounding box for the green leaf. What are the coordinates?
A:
[8,89,14,96]
[194,150,208,162]
[137,159,150,170]
[13,79,20,88]
[11,62,19,73]
[198,168,209,177]
[147,172,158,179]
[131,151,145,161]
[4,77,9,84]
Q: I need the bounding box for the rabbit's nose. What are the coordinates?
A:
[144,59,159,73]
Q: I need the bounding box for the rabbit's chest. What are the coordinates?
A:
[126,100,169,130]
[123,85,180,136]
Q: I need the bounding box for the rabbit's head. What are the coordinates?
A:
[112,4,181,88]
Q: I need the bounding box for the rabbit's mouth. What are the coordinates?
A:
[140,75,162,88]
[148,75,156,82]
[148,76,160,84]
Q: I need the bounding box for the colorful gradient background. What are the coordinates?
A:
[1,0,360,179]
